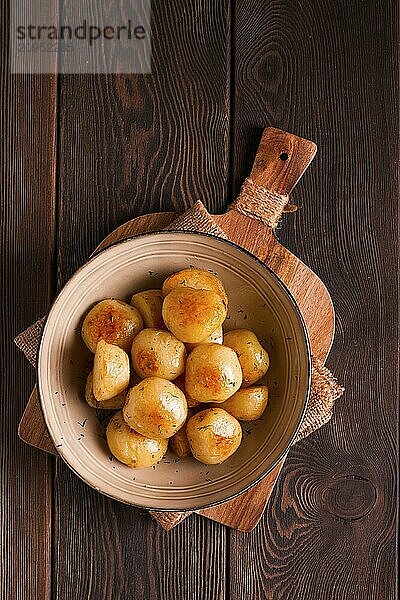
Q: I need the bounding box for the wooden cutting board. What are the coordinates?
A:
[19,128,335,531]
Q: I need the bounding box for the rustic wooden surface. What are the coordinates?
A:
[1,0,398,598]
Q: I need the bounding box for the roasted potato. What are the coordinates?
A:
[131,328,186,380]
[82,298,143,353]
[223,329,269,387]
[185,325,223,353]
[106,411,168,468]
[169,417,192,458]
[213,386,268,421]
[186,408,242,464]
[162,268,228,307]
[173,375,201,408]
[162,288,227,343]
[185,343,242,403]
[123,377,188,439]
[92,340,130,401]
[85,371,126,410]
[130,289,164,329]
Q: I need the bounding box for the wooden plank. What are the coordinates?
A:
[0,3,58,599]
[229,0,398,598]
[52,1,231,597]
[54,494,227,599]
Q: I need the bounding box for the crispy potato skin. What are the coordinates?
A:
[223,329,269,387]
[82,299,143,353]
[85,371,126,409]
[131,328,186,380]
[106,411,167,468]
[93,340,130,401]
[130,289,164,329]
[162,268,228,307]
[185,343,242,403]
[186,408,242,464]
[123,377,188,439]
[185,325,223,353]
[213,386,268,421]
[162,288,227,343]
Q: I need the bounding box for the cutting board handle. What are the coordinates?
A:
[230,127,317,224]
[247,127,317,194]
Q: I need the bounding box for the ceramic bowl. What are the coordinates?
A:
[38,231,310,511]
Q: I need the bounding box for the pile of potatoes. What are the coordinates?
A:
[81,268,270,469]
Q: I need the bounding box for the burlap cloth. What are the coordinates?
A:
[15,199,344,525]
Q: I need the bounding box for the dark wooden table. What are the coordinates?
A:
[1,1,398,598]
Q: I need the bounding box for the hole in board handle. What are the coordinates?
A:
[280,152,289,161]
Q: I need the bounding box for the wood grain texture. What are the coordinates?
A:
[55,1,231,288]
[240,126,317,194]
[52,1,231,597]
[229,0,398,598]
[53,490,226,600]
[5,0,398,597]
[19,389,59,456]
[0,2,57,599]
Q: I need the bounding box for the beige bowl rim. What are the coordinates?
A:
[37,230,311,511]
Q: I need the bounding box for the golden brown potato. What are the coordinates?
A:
[186,408,242,464]
[130,289,164,329]
[82,298,143,353]
[106,411,168,468]
[223,329,269,387]
[162,288,227,343]
[185,325,223,353]
[169,420,192,458]
[185,343,242,403]
[173,375,201,408]
[123,377,188,439]
[162,268,228,307]
[85,371,126,410]
[213,386,268,421]
[92,340,130,401]
[131,328,186,380]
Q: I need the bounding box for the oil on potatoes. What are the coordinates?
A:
[185,344,242,403]
[131,329,186,380]
[224,329,269,387]
[212,386,269,421]
[123,377,188,439]
[106,411,168,468]
[130,289,164,329]
[162,288,227,344]
[80,268,270,469]
[82,298,143,353]
[186,408,242,465]
[92,340,130,401]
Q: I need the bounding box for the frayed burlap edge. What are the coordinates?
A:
[164,200,228,238]
[295,357,344,442]
[14,316,46,368]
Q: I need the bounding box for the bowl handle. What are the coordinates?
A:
[229,127,317,228]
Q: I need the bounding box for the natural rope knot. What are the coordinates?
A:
[231,177,297,228]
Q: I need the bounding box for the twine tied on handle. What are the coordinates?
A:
[230,177,298,229]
